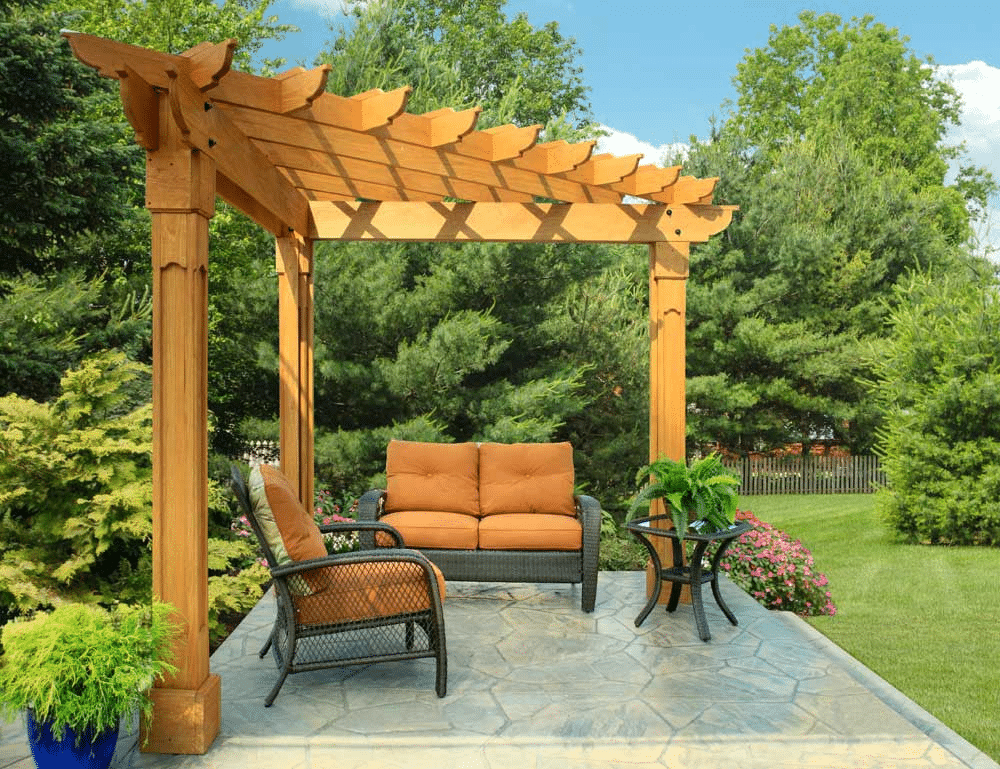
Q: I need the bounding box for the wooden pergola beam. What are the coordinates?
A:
[64,32,234,91]
[308,201,736,243]
[225,106,623,204]
[167,73,310,236]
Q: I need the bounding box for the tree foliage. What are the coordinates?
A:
[732,12,962,187]
[0,0,141,276]
[319,0,593,128]
[0,271,152,400]
[48,0,294,70]
[682,11,995,456]
[283,240,649,499]
[0,0,293,449]
[0,352,268,634]
[871,269,1000,545]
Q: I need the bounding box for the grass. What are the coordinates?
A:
[745,494,1000,762]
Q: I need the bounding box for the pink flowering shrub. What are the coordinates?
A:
[314,489,359,554]
[230,488,360,557]
[718,509,836,616]
[230,514,267,568]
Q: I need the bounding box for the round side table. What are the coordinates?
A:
[625,515,752,641]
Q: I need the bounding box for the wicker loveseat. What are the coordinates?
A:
[358,440,600,612]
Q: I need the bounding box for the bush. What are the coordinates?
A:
[871,271,1000,545]
[313,487,360,554]
[0,352,155,612]
[0,353,269,641]
[598,509,646,571]
[0,603,178,737]
[719,509,836,616]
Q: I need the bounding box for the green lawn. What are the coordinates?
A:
[745,494,1000,762]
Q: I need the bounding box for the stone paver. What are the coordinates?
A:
[4,572,997,769]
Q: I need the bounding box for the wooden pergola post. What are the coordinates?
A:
[144,96,222,754]
[649,241,689,465]
[277,234,315,506]
[646,241,690,599]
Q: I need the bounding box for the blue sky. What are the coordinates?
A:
[254,0,1000,251]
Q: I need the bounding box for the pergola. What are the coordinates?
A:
[65,32,735,754]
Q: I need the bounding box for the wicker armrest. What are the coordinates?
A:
[268,547,438,580]
[357,489,386,521]
[357,489,387,548]
[575,494,601,529]
[317,519,404,547]
[269,548,446,614]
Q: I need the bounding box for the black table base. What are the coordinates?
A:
[626,516,752,641]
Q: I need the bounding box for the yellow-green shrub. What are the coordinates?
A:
[0,352,267,639]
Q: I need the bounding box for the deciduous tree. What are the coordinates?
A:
[681,12,996,456]
[49,0,293,70]
[320,0,592,128]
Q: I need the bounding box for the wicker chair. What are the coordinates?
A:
[230,464,447,706]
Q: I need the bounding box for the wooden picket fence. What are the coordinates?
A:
[723,454,885,495]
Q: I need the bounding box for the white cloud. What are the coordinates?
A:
[936,61,1000,256]
[290,0,356,14]
[938,61,1000,167]
[594,126,688,167]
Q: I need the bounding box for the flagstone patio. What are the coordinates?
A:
[2,571,997,769]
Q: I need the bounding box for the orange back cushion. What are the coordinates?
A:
[250,464,327,593]
[384,440,480,516]
[478,442,576,516]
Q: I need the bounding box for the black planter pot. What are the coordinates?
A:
[26,710,120,769]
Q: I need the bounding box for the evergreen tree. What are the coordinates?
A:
[871,268,1000,545]
[0,0,294,447]
[0,0,141,277]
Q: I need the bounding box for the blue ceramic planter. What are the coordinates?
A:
[26,710,119,769]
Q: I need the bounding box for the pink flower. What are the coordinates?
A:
[720,509,836,617]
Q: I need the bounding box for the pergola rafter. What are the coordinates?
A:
[64,32,735,756]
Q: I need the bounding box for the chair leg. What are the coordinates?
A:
[435,650,447,698]
[259,627,275,659]
[262,608,294,706]
[582,571,597,613]
[405,621,415,650]
[264,667,290,707]
[434,618,447,698]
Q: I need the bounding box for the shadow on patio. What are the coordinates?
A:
[3,572,997,769]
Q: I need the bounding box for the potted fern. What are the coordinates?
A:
[0,602,178,769]
[628,453,741,535]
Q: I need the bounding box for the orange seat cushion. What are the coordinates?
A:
[293,560,446,627]
[385,440,480,516]
[380,511,479,550]
[249,464,327,594]
[478,442,576,516]
[478,513,583,551]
